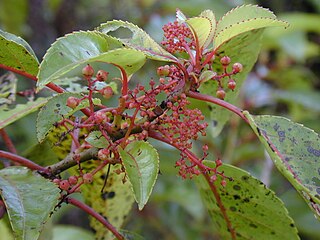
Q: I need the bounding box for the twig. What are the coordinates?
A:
[0,129,17,154]
[187,91,249,124]
[46,147,99,175]
[0,150,46,171]
[66,197,124,240]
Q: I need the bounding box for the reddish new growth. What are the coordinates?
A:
[161,21,196,53]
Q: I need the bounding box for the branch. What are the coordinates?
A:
[0,150,46,171]
[46,147,99,175]
[187,91,249,124]
[66,197,124,240]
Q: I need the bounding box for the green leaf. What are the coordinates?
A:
[36,92,100,143]
[195,161,299,239]
[97,20,177,62]
[0,97,48,129]
[85,130,110,148]
[214,5,288,49]
[0,167,60,240]
[0,72,17,108]
[0,29,39,76]
[52,225,94,240]
[185,10,216,49]
[119,141,159,210]
[200,30,264,137]
[22,140,59,167]
[0,218,14,240]
[36,31,146,90]
[79,163,135,240]
[243,111,320,220]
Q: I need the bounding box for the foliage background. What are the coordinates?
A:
[0,0,319,239]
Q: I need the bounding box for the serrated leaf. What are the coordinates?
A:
[177,9,216,50]
[214,5,288,49]
[200,30,264,137]
[176,9,187,23]
[22,140,59,167]
[0,97,48,129]
[85,131,110,148]
[79,163,134,240]
[0,29,39,76]
[97,20,177,62]
[216,5,277,33]
[199,70,216,83]
[186,17,213,50]
[243,111,320,219]
[0,167,60,240]
[199,10,217,49]
[36,92,98,142]
[0,72,17,107]
[195,161,299,239]
[37,31,145,90]
[119,141,159,210]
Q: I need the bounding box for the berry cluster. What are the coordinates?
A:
[213,56,243,100]
[153,93,207,150]
[161,21,196,53]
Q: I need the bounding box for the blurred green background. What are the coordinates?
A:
[0,0,320,239]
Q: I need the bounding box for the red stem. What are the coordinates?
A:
[0,150,46,171]
[0,64,92,116]
[187,91,249,124]
[66,197,124,240]
[202,49,216,68]
[0,129,17,154]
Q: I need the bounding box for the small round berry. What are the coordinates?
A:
[96,70,109,81]
[59,180,70,190]
[220,56,231,66]
[215,158,222,167]
[221,179,227,187]
[99,86,113,99]
[82,64,94,77]
[232,62,243,73]
[52,178,60,185]
[94,111,106,124]
[68,176,78,185]
[216,89,226,100]
[83,173,93,184]
[66,96,80,109]
[227,79,236,90]
[210,175,217,182]
[157,65,170,77]
[98,148,110,161]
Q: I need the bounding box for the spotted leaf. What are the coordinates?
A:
[244,111,320,219]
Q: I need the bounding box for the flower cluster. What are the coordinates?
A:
[161,21,196,53]
[153,93,208,150]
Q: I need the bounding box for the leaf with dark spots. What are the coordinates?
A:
[78,163,134,240]
[244,111,320,219]
[0,29,39,76]
[195,162,299,239]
